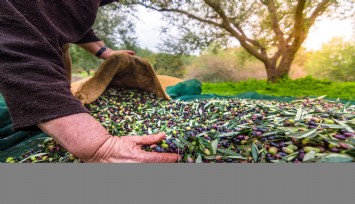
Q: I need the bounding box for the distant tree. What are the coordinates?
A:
[128,0,354,82]
[70,3,140,74]
[305,37,355,81]
[70,45,101,76]
[93,4,139,50]
[153,53,185,77]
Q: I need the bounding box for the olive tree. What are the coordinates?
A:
[125,0,354,82]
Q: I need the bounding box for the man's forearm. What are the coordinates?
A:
[77,41,113,59]
[37,113,112,162]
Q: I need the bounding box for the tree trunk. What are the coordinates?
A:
[265,62,291,83]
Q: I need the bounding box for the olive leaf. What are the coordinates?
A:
[341,101,351,113]
[303,150,317,162]
[19,153,47,163]
[251,143,258,162]
[286,128,318,139]
[216,131,240,138]
[295,107,303,121]
[217,149,242,157]
[195,155,202,163]
[334,119,354,133]
[317,153,354,163]
[211,139,218,155]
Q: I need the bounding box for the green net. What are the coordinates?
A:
[166,79,202,99]
[1,79,354,162]
[0,94,49,162]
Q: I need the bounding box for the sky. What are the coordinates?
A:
[134,7,354,52]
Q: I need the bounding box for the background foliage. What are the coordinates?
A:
[69,2,354,100]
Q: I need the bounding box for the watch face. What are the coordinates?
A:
[99,0,117,7]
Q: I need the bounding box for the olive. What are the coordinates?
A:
[154,146,163,153]
[279,152,288,157]
[204,149,211,155]
[338,142,351,150]
[308,121,317,126]
[161,144,169,149]
[329,148,340,153]
[301,138,311,145]
[282,147,294,154]
[224,158,234,163]
[268,136,276,140]
[215,155,223,161]
[268,147,278,155]
[232,138,240,144]
[6,157,14,163]
[269,142,279,148]
[333,134,346,140]
[187,156,195,163]
[343,132,354,138]
[287,144,298,151]
[279,141,287,147]
[221,140,230,148]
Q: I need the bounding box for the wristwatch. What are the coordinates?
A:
[95,45,108,58]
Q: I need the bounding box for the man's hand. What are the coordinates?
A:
[88,132,179,163]
[77,41,135,59]
[100,49,135,59]
[38,113,179,163]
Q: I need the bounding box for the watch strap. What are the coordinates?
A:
[95,45,108,57]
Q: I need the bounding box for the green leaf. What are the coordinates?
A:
[216,131,240,138]
[303,150,316,162]
[196,155,202,163]
[295,107,303,121]
[318,154,354,163]
[19,153,48,163]
[286,128,318,139]
[341,101,351,113]
[334,119,354,133]
[284,152,299,161]
[211,139,218,155]
[217,149,242,157]
[261,131,282,137]
[251,143,258,162]
[321,124,347,129]
[172,140,185,149]
[227,155,247,160]
[269,160,286,163]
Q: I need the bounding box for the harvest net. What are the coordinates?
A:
[1,88,354,163]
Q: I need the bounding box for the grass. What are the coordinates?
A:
[202,76,355,101]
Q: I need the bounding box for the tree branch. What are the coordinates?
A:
[136,2,223,28]
[306,0,333,31]
[264,0,285,49]
[203,0,268,63]
[290,0,306,51]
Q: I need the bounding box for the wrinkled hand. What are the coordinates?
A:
[87,133,180,163]
[101,49,135,59]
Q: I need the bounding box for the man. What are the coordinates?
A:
[0,0,179,163]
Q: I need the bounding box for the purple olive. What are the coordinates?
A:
[343,132,354,138]
[221,140,230,148]
[338,142,351,150]
[154,146,163,153]
[269,142,279,148]
[329,148,340,153]
[333,134,346,140]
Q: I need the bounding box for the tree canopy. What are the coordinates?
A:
[127,0,354,82]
